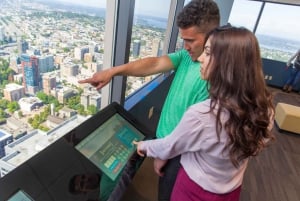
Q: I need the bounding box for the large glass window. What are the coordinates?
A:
[0,0,106,177]
[228,0,262,31]
[125,0,171,97]
[229,0,300,62]
[255,3,300,61]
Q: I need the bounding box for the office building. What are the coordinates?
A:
[152,39,163,57]
[20,54,40,95]
[38,55,54,73]
[132,39,141,57]
[18,40,29,54]
[42,72,56,95]
[61,62,79,77]
[3,83,25,102]
[74,46,89,61]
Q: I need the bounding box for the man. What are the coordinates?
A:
[79,0,220,200]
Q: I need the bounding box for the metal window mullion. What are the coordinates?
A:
[102,0,135,107]
[102,0,118,109]
[111,0,135,106]
[163,0,185,55]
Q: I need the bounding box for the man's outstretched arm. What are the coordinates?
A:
[78,55,174,90]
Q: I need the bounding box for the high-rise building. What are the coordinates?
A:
[54,54,66,66]
[152,39,163,57]
[84,53,93,63]
[132,40,141,57]
[38,55,54,73]
[42,73,56,95]
[74,46,89,61]
[80,92,101,110]
[85,62,103,73]
[3,83,25,102]
[18,39,29,54]
[61,62,79,77]
[21,54,40,95]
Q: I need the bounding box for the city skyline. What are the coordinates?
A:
[37,0,300,42]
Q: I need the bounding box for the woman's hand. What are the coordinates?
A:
[133,140,146,157]
[154,158,168,177]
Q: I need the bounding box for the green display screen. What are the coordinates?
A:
[7,190,34,201]
[75,113,145,180]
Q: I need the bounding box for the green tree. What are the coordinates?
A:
[28,117,33,124]
[36,91,49,103]
[18,111,23,118]
[0,108,5,119]
[87,105,97,115]
[77,104,86,115]
[67,96,80,110]
[0,99,9,110]
[7,101,19,113]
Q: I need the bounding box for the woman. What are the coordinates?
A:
[134,25,274,201]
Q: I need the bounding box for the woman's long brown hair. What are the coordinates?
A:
[206,26,275,167]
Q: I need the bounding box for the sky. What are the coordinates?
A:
[229,0,300,41]
[50,0,300,42]
[51,0,170,18]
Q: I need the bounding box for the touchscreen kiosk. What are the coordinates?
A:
[65,101,151,181]
[75,112,145,180]
[0,102,152,201]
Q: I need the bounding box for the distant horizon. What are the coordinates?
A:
[34,0,170,18]
[32,0,300,44]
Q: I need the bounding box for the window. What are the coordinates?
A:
[125,0,171,97]
[228,0,262,31]
[229,0,300,61]
[0,0,106,177]
[255,3,300,61]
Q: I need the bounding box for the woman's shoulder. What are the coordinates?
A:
[188,99,212,115]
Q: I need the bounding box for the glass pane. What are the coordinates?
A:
[0,0,106,177]
[255,3,300,61]
[228,0,262,31]
[175,0,191,51]
[126,0,171,97]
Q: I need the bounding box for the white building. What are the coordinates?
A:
[18,97,43,113]
[74,46,89,61]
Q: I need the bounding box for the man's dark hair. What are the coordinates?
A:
[177,0,220,34]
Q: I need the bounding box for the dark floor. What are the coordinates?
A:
[121,88,300,201]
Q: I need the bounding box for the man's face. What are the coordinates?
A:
[198,37,212,80]
[179,26,206,61]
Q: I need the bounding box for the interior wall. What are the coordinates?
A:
[128,74,174,137]
[262,58,293,89]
